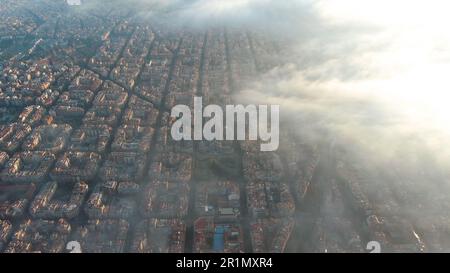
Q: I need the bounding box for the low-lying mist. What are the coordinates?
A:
[75,0,450,247]
[89,0,450,188]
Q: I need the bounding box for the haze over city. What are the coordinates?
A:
[0,0,450,253]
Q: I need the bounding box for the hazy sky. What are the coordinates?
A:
[170,0,450,167]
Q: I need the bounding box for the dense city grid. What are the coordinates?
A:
[0,0,449,253]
